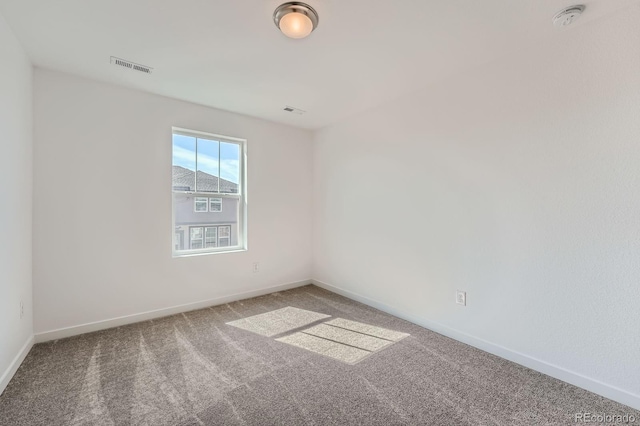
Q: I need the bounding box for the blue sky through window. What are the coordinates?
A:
[172,134,240,184]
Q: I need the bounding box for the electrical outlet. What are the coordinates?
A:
[20,301,24,319]
[456,291,466,306]
[252,262,260,273]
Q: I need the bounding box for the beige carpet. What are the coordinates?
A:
[0,285,637,425]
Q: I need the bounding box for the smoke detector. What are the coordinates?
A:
[283,105,306,115]
[553,5,585,28]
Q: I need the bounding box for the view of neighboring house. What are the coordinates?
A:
[172,166,239,251]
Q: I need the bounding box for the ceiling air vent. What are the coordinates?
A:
[283,106,306,115]
[110,56,153,74]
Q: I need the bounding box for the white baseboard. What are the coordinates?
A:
[0,335,34,396]
[311,279,640,411]
[35,279,311,343]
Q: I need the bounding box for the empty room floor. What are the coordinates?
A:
[0,285,636,425]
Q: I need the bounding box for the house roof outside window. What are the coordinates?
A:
[172,166,238,193]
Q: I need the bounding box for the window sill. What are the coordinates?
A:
[172,248,247,258]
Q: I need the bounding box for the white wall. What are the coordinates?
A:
[313,5,640,409]
[33,69,313,336]
[0,14,33,392]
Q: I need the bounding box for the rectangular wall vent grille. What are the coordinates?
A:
[110,57,153,74]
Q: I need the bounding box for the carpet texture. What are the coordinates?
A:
[0,285,637,425]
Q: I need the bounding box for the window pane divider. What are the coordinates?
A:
[194,137,198,191]
[172,191,241,198]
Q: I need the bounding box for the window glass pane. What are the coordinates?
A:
[172,135,196,191]
[174,196,239,253]
[172,130,244,255]
[205,227,218,248]
[218,226,230,238]
[209,197,222,212]
[190,227,203,249]
[194,197,208,212]
[196,138,220,193]
[174,231,183,251]
[220,142,240,194]
[218,225,231,247]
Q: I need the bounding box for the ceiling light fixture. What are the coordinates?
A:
[273,2,319,39]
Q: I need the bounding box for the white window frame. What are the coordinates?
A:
[194,197,208,212]
[209,197,222,212]
[172,127,247,257]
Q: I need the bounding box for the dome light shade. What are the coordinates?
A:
[274,2,319,39]
[279,12,313,39]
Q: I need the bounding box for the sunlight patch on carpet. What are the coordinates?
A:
[227,307,410,364]
[301,324,394,352]
[276,318,410,364]
[225,307,330,337]
[324,318,410,342]
[276,333,371,364]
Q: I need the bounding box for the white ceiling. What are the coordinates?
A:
[0,0,636,129]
